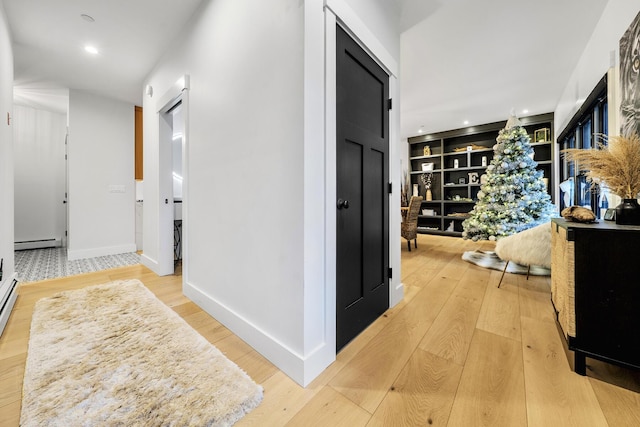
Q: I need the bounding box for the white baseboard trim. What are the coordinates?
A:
[184,280,333,387]
[391,280,404,307]
[67,243,138,261]
[0,273,19,337]
[15,238,62,251]
[140,253,175,277]
[140,253,159,271]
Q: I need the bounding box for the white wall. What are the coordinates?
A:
[13,105,66,245]
[67,90,136,260]
[343,0,400,61]
[553,0,638,207]
[144,0,307,379]
[143,0,400,386]
[0,1,14,280]
[554,1,639,135]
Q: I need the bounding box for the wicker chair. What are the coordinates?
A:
[401,196,423,251]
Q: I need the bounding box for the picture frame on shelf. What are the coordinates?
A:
[534,128,550,142]
[604,208,616,221]
[458,177,466,184]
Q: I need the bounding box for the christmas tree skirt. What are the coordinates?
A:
[462,250,550,276]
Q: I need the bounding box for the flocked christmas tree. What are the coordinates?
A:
[462,115,555,241]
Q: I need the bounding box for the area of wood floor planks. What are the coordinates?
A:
[1,234,639,426]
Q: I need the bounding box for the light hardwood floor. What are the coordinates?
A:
[1,234,639,426]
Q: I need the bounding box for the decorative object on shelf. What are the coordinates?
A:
[534,128,550,142]
[468,172,479,184]
[421,162,434,171]
[412,184,419,197]
[560,206,597,223]
[620,11,640,138]
[482,156,487,167]
[420,172,433,201]
[615,198,640,225]
[462,114,554,241]
[453,159,459,168]
[423,146,431,156]
[458,177,466,184]
[422,208,435,216]
[448,212,470,218]
[453,144,486,152]
[604,208,616,221]
[446,222,454,232]
[562,133,640,225]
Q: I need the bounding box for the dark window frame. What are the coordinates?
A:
[558,74,608,215]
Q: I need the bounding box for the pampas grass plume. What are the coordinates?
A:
[562,133,640,199]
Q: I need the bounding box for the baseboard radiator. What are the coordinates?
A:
[0,273,18,337]
[15,238,62,251]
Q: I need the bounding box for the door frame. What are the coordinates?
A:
[151,75,190,280]
[323,3,402,352]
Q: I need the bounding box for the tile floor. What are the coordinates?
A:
[14,248,140,283]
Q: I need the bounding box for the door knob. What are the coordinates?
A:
[337,198,350,210]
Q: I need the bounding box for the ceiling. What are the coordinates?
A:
[400,0,610,137]
[4,0,610,137]
[4,0,205,113]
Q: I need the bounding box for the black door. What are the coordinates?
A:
[336,25,389,351]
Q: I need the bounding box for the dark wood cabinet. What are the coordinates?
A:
[551,218,640,374]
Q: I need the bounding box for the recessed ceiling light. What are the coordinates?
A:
[522,109,529,114]
[81,14,95,22]
[84,45,99,55]
[463,120,469,125]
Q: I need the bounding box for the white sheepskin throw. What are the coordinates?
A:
[495,222,551,268]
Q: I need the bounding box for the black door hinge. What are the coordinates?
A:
[388,182,393,193]
[387,98,393,110]
[388,267,393,279]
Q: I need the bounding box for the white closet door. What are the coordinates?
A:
[13,105,67,247]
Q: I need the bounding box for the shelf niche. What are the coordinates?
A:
[408,113,554,237]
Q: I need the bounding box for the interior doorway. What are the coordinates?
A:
[12,105,67,251]
[171,104,184,266]
[159,98,185,274]
[335,25,390,351]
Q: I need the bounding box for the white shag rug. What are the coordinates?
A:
[462,250,551,276]
[21,280,263,426]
